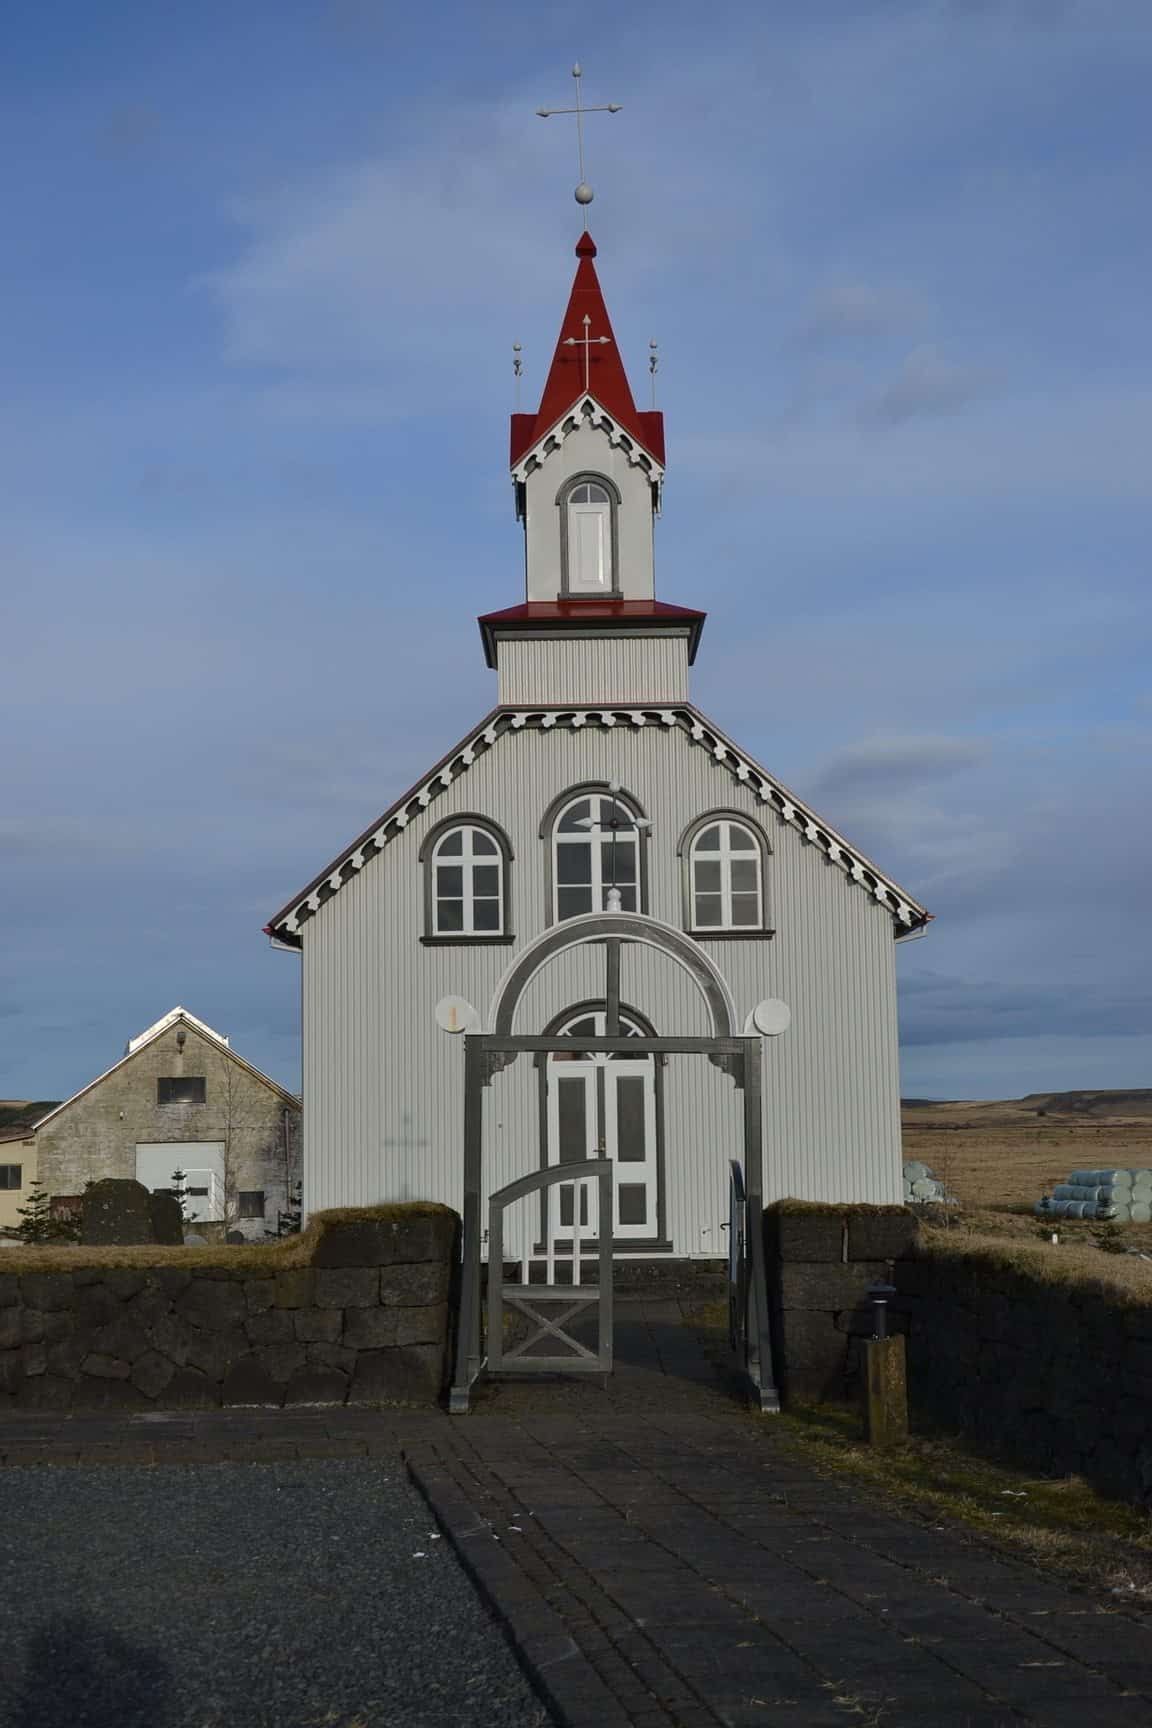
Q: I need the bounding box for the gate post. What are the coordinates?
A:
[449,1035,486,1414]
[741,1038,780,1413]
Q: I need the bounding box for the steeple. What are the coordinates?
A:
[480,228,704,707]
[509,233,665,471]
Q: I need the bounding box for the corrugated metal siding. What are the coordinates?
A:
[496,635,689,705]
[302,721,904,1243]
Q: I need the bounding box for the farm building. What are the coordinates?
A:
[10,1007,300,1240]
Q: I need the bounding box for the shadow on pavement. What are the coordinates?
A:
[11,1613,170,1728]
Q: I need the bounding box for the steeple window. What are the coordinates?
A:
[558,474,620,596]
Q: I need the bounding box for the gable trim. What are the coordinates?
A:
[264,705,930,945]
[511,394,665,488]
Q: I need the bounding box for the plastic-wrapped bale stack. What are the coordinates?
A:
[1035,1168,1152,1222]
[903,1161,957,1206]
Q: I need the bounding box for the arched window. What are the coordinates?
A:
[419,817,513,943]
[558,474,619,595]
[680,815,772,935]
[544,786,649,922]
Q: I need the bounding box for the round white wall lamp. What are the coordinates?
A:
[745,998,791,1037]
[434,996,480,1035]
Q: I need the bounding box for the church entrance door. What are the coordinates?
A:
[546,1009,659,1244]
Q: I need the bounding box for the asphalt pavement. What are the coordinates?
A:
[0,1458,550,1728]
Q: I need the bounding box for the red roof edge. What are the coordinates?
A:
[477,599,706,669]
[509,413,536,469]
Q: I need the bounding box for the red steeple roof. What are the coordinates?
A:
[510,232,665,470]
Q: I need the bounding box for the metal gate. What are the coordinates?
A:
[488,1159,614,1378]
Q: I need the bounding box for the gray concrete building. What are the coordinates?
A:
[27,1008,300,1241]
[265,229,930,1260]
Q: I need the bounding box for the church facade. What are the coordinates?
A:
[266,231,930,1258]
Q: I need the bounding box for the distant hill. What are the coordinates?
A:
[1019,1089,1152,1119]
[902,1089,1152,1122]
[0,1100,58,1137]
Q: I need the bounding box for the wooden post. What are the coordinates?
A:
[864,1334,909,1448]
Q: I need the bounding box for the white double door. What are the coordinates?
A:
[545,1011,659,1243]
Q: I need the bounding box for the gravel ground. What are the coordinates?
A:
[0,1460,551,1728]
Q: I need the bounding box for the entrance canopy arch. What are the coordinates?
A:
[486,909,738,1041]
[453,909,778,1414]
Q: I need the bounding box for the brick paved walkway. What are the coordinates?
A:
[409,1411,1152,1728]
[3,1304,1151,1728]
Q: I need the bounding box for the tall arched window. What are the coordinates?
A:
[680,814,772,935]
[544,786,648,922]
[558,474,619,595]
[419,817,513,943]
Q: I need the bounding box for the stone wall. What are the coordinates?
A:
[764,1203,920,1406]
[0,1207,458,1413]
[894,1246,1152,1507]
[33,1021,300,1241]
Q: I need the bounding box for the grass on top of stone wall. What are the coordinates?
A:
[0,1202,457,1274]
[918,1225,1152,1308]
[765,1198,911,1219]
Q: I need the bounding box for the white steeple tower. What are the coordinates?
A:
[479,232,704,706]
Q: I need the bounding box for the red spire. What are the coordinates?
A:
[510,232,665,469]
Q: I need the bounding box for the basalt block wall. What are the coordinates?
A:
[764,1203,920,1406]
[893,1248,1152,1508]
[0,1207,459,1413]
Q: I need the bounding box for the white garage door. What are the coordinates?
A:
[135,1142,224,1223]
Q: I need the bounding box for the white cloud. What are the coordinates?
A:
[871,344,993,424]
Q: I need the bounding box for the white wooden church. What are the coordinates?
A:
[266,225,930,1261]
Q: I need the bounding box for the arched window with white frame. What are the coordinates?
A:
[681,814,772,935]
[419,817,513,943]
[543,785,649,922]
[558,474,619,595]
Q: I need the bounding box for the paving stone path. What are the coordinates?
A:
[2,1300,1150,1727]
[411,1410,1152,1728]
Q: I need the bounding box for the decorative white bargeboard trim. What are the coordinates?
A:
[511,394,665,486]
[269,706,929,942]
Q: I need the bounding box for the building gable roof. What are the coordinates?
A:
[264,705,930,945]
[23,1008,299,1136]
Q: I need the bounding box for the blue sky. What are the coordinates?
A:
[2,0,1149,1103]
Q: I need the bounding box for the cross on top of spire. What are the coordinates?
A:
[536,64,622,209]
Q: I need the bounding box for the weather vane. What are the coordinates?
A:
[536,63,622,208]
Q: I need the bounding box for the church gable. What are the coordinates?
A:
[264,704,929,946]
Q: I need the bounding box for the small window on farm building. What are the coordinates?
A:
[0,1165,22,1190]
[157,1076,206,1105]
[239,1191,265,1219]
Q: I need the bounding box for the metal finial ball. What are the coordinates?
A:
[575,182,594,205]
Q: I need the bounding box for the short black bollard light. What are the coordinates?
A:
[867,1281,897,1339]
[863,1282,907,1446]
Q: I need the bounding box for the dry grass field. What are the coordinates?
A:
[902,1090,1152,1222]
